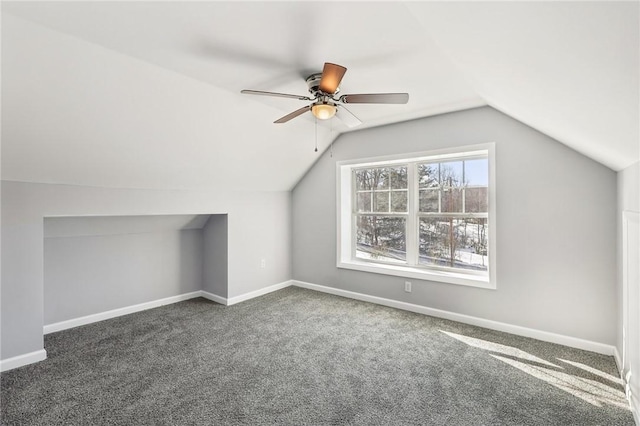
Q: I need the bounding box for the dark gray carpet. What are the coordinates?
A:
[1,287,634,425]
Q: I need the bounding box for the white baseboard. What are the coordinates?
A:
[201,281,293,306]
[292,280,617,356]
[44,281,295,335]
[614,346,623,377]
[43,291,203,334]
[226,280,293,306]
[200,290,228,305]
[0,349,47,372]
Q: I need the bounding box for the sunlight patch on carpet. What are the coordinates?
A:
[440,330,560,368]
[440,330,629,409]
[557,358,624,385]
[492,354,628,409]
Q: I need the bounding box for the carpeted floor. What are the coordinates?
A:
[0,286,634,425]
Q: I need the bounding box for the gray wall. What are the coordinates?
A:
[44,215,208,324]
[44,215,210,238]
[203,215,229,298]
[292,106,618,345]
[617,162,640,355]
[1,182,291,360]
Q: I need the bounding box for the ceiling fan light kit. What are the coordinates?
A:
[311,103,337,120]
[241,62,409,127]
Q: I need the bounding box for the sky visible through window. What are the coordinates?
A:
[464,159,488,186]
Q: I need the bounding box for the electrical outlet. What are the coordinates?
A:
[404,281,412,293]
[261,259,266,268]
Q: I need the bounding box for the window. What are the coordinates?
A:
[337,144,496,289]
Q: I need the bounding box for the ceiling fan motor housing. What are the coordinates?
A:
[306,72,339,96]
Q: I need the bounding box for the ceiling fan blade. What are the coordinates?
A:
[340,93,409,104]
[319,63,347,94]
[274,105,311,123]
[336,105,362,128]
[241,89,312,101]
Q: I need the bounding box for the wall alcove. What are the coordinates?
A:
[43,214,228,328]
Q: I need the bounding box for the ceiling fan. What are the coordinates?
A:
[241,62,409,128]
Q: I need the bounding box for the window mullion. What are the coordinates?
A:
[462,160,466,214]
[406,162,418,266]
[351,171,357,260]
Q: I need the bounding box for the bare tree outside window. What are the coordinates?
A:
[350,153,489,275]
[418,158,488,271]
[354,166,408,263]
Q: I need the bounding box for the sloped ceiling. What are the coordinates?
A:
[407,1,639,173]
[1,1,637,192]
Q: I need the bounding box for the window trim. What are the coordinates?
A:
[336,143,497,289]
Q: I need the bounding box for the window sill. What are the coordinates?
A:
[337,259,496,289]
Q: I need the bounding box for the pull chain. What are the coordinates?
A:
[330,116,334,157]
[314,117,318,152]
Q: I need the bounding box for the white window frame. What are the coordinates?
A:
[336,143,496,289]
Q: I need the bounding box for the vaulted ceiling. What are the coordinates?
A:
[2,1,637,191]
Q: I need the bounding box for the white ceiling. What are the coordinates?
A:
[1,1,637,191]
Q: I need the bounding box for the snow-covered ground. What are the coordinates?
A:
[355,249,406,264]
[429,247,487,270]
[355,218,488,271]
